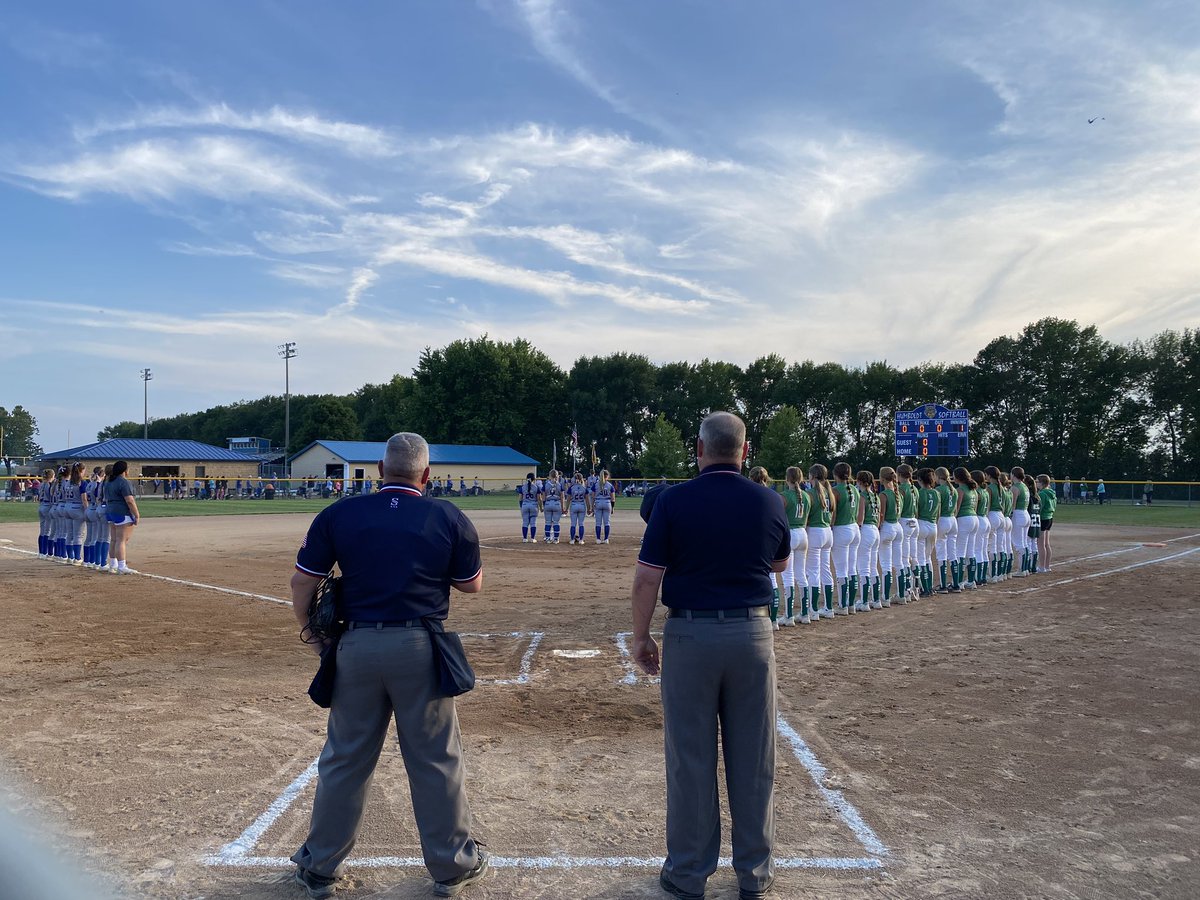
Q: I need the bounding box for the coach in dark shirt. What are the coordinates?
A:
[289,433,490,898]
[633,412,790,900]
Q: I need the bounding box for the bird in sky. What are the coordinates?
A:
[1088,116,1105,124]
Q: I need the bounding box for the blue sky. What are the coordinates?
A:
[2,0,1198,452]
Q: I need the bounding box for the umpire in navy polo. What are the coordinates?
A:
[289,433,489,898]
[632,412,791,900]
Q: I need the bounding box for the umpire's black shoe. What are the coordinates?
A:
[659,870,705,900]
[293,865,337,899]
[738,880,774,900]
[434,851,491,896]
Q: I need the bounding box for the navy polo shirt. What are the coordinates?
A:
[638,463,790,609]
[295,483,482,621]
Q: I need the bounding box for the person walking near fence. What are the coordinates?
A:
[631,411,790,900]
[289,432,489,898]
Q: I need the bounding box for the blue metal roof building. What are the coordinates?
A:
[289,440,538,466]
[288,440,539,484]
[38,438,264,463]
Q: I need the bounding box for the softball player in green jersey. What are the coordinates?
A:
[877,467,903,605]
[831,462,861,615]
[953,467,979,588]
[805,464,836,619]
[782,467,812,624]
[916,468,940,596]
[984,467,1006,581]
[972,469,991,585]
[750,466,784,627]
[1036,474,1057,572]
[934,466,960,592]
[896,464,920,601]
[997,471,1015,580]
[1024,475,1042,572]
[1010,467,1032,576]
[855,471,883,610]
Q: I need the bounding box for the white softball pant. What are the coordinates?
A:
[917,520,937,565]
[782,527,808,591]
[878,522,903,574]
[832,523,860,583]
[805,526,833,588]
[900,517,919,568]
[856,523,880,581]
[936,516,957,565]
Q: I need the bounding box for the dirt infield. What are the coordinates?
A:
[1,511,1198,900]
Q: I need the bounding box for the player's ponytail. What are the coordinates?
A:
[1011,466,1026,482]
[971,469,986,490]
[984,465,1001,484]
[749,466,771,487]
[785,466,803,491]
[917,468,935,488]
[808,463,831,511]
[953,466,975,489]
[879,466,897,487]
[833,461,852,483]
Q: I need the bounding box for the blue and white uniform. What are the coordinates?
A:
[36,478,55,556]
[517,478,541,542]
[61,478,86,563]
[83,476,106,568]
[567,480,589,544]
[541,475,564,543]
[49,476,67,559]
[593,478,615,543]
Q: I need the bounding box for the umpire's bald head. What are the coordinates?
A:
[698,412,747,465]
[382,433,430,483]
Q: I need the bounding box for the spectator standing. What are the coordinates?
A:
[1143,480,1154,505]
[631,412,790,900]
[1097,479,1106,505]
[1063,476,1073,504]
[289,433,489,897]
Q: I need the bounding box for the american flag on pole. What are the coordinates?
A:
[571,424,578,454]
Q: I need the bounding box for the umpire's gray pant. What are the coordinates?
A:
[661,612,776,896]
[292,625,481,883]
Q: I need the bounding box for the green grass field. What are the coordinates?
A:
[0,495,1196,528]
[0,492,522,524]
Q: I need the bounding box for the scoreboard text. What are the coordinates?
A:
[894,404,970,458]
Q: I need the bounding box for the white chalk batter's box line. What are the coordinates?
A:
[203,710,888,872]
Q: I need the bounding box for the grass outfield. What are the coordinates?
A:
[1,495,1196,527]
[0,492,521,523]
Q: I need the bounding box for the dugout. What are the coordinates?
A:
[288,440,539,491]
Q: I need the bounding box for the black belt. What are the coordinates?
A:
[347,620,420,630]
[668,606,769,620]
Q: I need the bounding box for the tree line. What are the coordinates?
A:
[92,319,1199,480]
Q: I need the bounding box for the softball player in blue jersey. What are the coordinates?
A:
[62,463,88,564]
[517,473,541,542]
[592,470,615,543]
[567,473,589,544]
[36,468,55,557]
[49,467,68,560]
[540,470,565,543]
[83,467,103,568]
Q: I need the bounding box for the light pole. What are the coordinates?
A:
[140,368,153,439]
[278,342,297,475]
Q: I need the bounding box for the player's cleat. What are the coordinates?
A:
[602,538,610,544]
[118,567,139,574]
[869,600,882,610]
[434,851,491,897]
[578,539,585,545]
[779,615,794,627]
[798,612,811,624]
[293,865,338,899]
[71,559,82,567]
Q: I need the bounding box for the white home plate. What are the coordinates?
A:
[552,649,601,659]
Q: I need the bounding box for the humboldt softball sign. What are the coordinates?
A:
[894,404,970,458]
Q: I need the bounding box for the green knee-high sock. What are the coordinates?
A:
[950,559,960,587]
[770,586,779,622]
[872,577,881,602]
[849,575,859,606]
[965,557,974,583]
[883,572,892,601]
[939,561,947,589]
[924,564,933,593]
[824,583,834,611]
[839,580,849,610]
[786,586,794,619]
[799,587,809,619]
[1031,550,1039,572]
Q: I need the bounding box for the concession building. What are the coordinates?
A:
[288,440,539,489]
[36,438,263,481]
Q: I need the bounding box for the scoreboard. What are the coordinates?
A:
[895,404,970,458]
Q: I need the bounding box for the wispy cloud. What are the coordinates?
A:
[74,103,397,157]
[12,136,341,207]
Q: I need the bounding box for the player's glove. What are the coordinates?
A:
[302,574,345,644]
